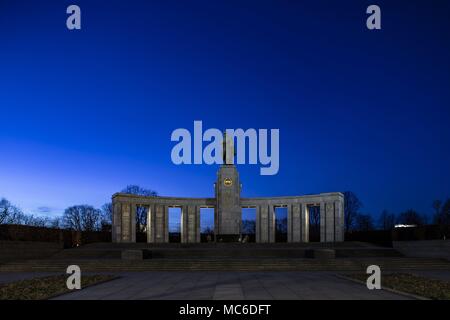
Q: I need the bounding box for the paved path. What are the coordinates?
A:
[51,272,410,300]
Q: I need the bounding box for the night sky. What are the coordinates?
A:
[1,0,449,221]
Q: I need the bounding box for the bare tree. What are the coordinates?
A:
[433,199,450,226]
[378,209,396,230]
[442,199,450,225]
[309,206,320,229]
[435,199,450,226]
[202,226,214,235]
[308,205,321,241]
[62,205,101,231]
[396,209,425,226]
[101,202,113,227]
[121,185,157,197]
[343,191,362,231]
[121,185,158,233]
[432,200,442,220]
[354,213,374,231]
[275,217,288,234]
[48,216,62,229]
[21,214,50,227]
[0,197,61,227]
[242,220,256,235]
[0,198,24,224]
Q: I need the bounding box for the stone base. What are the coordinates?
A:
[121,250,142,260]
[121,249,152,260]
[306,249,336,259]
[216,234,241,243]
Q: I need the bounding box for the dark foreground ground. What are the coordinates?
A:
[0,271,426,300]
[1,242,449,300]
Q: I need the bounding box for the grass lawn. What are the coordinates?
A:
[348,273,450,300]
[0,274,117,300]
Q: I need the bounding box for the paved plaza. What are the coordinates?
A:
[45,271,409,300]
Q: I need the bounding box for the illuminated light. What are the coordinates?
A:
[394,224,417,228]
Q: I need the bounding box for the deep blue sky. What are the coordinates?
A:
[1,0,449,221]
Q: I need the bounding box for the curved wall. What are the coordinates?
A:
[111,192,344,243]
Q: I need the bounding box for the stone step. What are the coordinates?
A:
[78,241,381,249]
[1,258,448,272]
[50,247,401,259]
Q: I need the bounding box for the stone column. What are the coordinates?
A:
[146,205,154,243]
[258,205,269,243]
[196,206,201,243]
[325,202,335,242]
[152,204,157,243]
[334,199,344,242]
[164,205,169,243]
[301,204,309,242]
[291,204,301,242]
[255,206,260,243]
[131,204,136,243]
[269,206,275,243]
[340,199,345,241]
[187,205,197,243]
[112,201,121,243]
[120,203,132,242]
[154,204,165,243]
[287,205,292,243]
[181,205,188,243]
[320,202,326,243]
[111,201,115,243]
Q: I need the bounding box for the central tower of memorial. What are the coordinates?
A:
[214,132,241,241]
[215,164,241,241]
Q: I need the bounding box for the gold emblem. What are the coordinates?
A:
[224,178,233,187]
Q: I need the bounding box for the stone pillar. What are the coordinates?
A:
[287,205,292,243]
[131,204,136,243]
[319,202,339,243]
[325,202,335,242]
[111,201,115,243]
[112,201,122,243]
[258,205,269,243]
[292,204,301,242]
[164,205,169,243]
[320,202,326,243]
[181,205,188,243]
[187,205,197,243]
[154,204,165,243]
[334,199,344,242]
[146,205,154,243]
[255,206,260,243]
[196,206,201,243]
[340,199,345,241]
[269,206,275,243]
[120,202,132,242]
[301,204,309,242]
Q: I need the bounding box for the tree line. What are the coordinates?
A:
[1,189,449,233]
[0,185,157,232]
[344,191,450,232]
